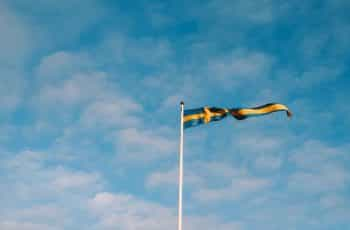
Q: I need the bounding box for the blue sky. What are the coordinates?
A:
[0,0,349,229]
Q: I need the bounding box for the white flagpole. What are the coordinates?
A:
[178,101,184,230]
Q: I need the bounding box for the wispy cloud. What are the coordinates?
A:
[207,49,274,87]
[288,140,349,194]
[2,150,103,198]
[0,150,103,229]
[146,166,203,189]
[194,176,271,203]
[35,51,95,80]
[115,127,177,162]
[88,192,242,230]
[0,2,36,66]
[0,221,59,230]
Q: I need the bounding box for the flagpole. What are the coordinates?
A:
[178,101,184,230]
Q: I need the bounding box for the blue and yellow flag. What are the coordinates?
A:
[184,103,292,129]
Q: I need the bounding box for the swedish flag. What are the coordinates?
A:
[184,107,229,129]
[184,103,292,129]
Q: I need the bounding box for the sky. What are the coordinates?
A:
[0,0,349,229]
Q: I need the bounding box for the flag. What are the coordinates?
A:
[230,103,292,120]
[183,103,292,129]
[184,107,229,129]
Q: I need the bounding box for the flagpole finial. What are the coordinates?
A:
[180,101,184,105]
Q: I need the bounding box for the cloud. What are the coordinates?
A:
[190,161,244,181]
[51,170,101,191]
[146,167,203,189]
[288,166,347,194]
[10,204,63,222]
[35,51,95,80]
[88,192,242,230]
[0,149,105,229]
[0,2,36,66]
[2,150,103,200]
[208,49,274,87]
[145,3,175,28]
[191,0,293,29]
[115,127,177,162]
[289,140,341,170]
[235,134,284,153]
[99,33,173,67]
[0,221,59,230]
[194,176,271,202]
[34,51,114,106]
[254,154,282,170]
[5,150,47,171]
[0,204,66,230]
[146,160,271,204]
[207,0,276,24]
[36,68,110,107]
[2,150,245,230]
[80,98,142,129]
[146,162,242,190]
[35,51,143,124]
[288,140,349,194]
[293,66,342,89]
[88,192,174,230]
[320,195,345,209]
[144,161,243,205]
[4,0,107,51]
[0,69,25,114]
[33,53,144,133]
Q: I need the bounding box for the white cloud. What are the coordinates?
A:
[0,69,25,113]
[37,71,110,107]
[198,0,292,27]
[99,33,173,66]
[51,169,101,191]
[295,66,342,89]
[235,134,283,153]
[12,204,63,222]
[5,0,107,51]
[191,161,244,180]
[80,98,142,129]
[158,74,205,109]
[3,150,103,200]
[254,154,282,170]
[146,3,174,28]
[289,140,341,170]
[34,51,143,130]
[146,167,203,189]
[288,140,348,194]
[208,49,274,87]
[0,3,36,66]
[288,165,347,194]
[5,150,46,171]
[194,176,271,202]
[320,195,345,209]
[209,0,275,24]
[115,127,177,162]
[0,149,104,229]
[36,51,95,80]
[0,221,59,230]
[0,204,67,230]
[145,160,271,203]
[88,192,242,230]
[89,192,173,230]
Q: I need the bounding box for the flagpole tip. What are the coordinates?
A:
[180,101,184,105]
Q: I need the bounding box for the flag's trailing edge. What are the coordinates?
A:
[230,103,292,120]
[183,103,292,129]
